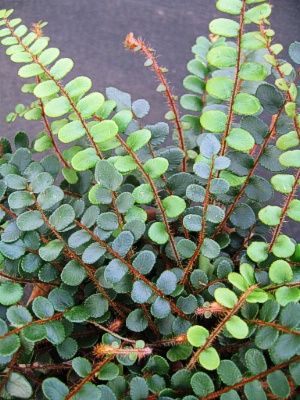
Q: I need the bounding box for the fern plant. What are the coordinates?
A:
[0,1,299,398]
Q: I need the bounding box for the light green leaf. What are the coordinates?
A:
[245,3,272,24]
[58,121,85,143]
[187,325,209,347]
[126,129,151,151]
[226,315,249,339]
[279,150,300,168]
[214,288,237,308]
[206,77,233,100]
[144,157,169,178]
[269,260,293,284]
[207,46,237,68]
[77,92,104,118]
[71,148,99,171]
[162,195,186,218]
[287,199,300,221]
[271,234,295,258]
[258,205,282,226]
[209,18,239,37]
[132,184,154,204]
[199,347,220,370]
[148,222,169,244]
[65,76,92,98]
[226,128,255,152]
[50,58,74,80]
[276,131,299,151]
[233,93,261,115]
[44,96,70,117]
[17,210,44,231]
[216,0,242,15]
[200,110,227,133]
[247,241,268,263]
[271,174,295,194]
[34,80,59,98]
[239,62,268,81]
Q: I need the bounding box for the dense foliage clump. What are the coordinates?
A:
[0,1,300,398]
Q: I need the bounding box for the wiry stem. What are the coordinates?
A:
[181,159,215,285]
[219,0,247,156]
[0,351,20,396]
[88,320,137,344]
[201,355,300,399]
[261,23,300,141]
[36,77,69,168]
[0,313,63,339]
[124,33,187,171]
[269,169,300,251]
[75,220,189,320]
[117,134,183,268]
[35,203,125,318]
[65,356,114,400]
[4,18,104,161]
[93,344,152,358]
[213,108,284,238]
[187,285,256,370]
[248,319,300,336]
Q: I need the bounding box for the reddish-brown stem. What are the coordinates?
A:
[124,33,187,171]
[213,108,284,238]
[13,362,71,371]
[0,351,20,396]
[36,77,69,168]
[65,356,114,400]
[93,344,152,358]
[140,303,160,337]
[149,334,187,348]
[5,18,104,160]
[35,203,125,318]
[75,219,189,320]
[181,159,215,285]
[202,355,300,399]
[117,134,182,268]
[266,281,300,291]
[248,319,300,336]
[0,313,63,339]
[187,285,256,370]
[269,168,300,251]
[219,0,247,156]
[88,320,136,344]
[0,270,57,286]
[261,24,300,141]
[0,203,17,219]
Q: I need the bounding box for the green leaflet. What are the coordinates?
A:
[206,77,234,100]
[207,46,237,68]
[209,18,240,37]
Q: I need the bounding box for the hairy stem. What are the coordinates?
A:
[187,285,256,370]
[219,0,247,156]
[65,356,114,400]
[269,168,300,251]
[117,134,182,268]
[181,159,215,285]
[213,108,284,238]
[35,203,125,318]
[124,33,187,171]
[248,319,300,336]
[75,220,189,320]
[202,355,300,399]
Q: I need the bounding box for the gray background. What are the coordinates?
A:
[0,0,299,138]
